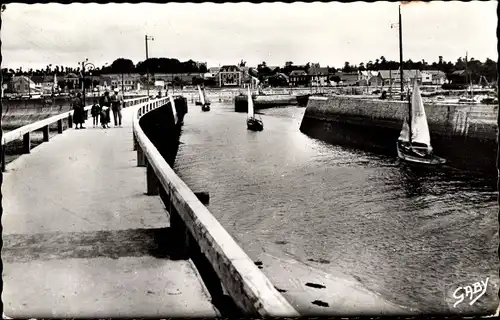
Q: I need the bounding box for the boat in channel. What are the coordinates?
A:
[396,80,447,166]
[246,88,263,131]
[196,85,211,111]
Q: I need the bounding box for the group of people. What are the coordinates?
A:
[72,88,124,129]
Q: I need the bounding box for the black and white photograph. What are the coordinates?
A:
[1,1,498,318]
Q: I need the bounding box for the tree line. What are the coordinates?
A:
[276,56,497,82]
[2,55,497,85]
[1,57,209,81]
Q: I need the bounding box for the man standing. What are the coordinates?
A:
[111,88,124,127]
[73,92,85,129]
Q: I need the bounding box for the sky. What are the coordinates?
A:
[1,1,497,71]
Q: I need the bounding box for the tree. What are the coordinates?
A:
[343,61,353,73]
[110,58,135,74]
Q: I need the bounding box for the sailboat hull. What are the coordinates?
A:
[247,118,263,131]
[396,142,447,165]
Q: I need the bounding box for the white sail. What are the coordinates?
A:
[410,81,432,148]
[398,117,410,142]
[197,85,205,105]
[169,94,178,123]
[247,88,255,119]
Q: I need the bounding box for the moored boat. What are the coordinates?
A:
[246,88,263,131]
[397,81,447,165]
[196,85,211,111]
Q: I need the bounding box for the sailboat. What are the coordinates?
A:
[196,85,211,111]
[397,80,446,165]
[246,88,263,131]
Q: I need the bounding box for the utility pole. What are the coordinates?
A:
[398,5,404,100]
[145,35,154,99]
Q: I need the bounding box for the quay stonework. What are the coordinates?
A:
[300,96,498,174]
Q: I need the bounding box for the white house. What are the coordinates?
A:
[420,71,433,84]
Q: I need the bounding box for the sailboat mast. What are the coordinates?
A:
[399,5,404,101]
[465,51,469,97]
[408,85,412,144]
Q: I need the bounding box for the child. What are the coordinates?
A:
[91,100,101,127]
[100,105,110,128]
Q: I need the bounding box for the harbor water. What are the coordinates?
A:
[174,100,498,313]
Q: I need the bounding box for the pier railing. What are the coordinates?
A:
[1,96,150,171]
[132,97,299,317]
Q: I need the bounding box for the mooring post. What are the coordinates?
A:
[137,146,146,167]
[68,114,73,128]
[23,132,31,154]
[146,160,159,195]
[42,125,49,142]
[57,119,63,133]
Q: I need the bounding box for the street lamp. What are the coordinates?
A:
[145,35,154,99]
[80,58,96,108]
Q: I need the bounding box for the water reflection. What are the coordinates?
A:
[175,102,498,313]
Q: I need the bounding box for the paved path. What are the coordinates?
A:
[2,107,218,318]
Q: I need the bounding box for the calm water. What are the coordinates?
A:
[174,101,498,313]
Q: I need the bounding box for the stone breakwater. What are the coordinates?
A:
[234,94,299,112]
[299,95,498,175]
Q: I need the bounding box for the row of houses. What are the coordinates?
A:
[3,66,474,96]
[287,69,449,87]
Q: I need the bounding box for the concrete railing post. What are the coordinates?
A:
[57,119,63,134]
[42,125,49,142]
[157,186,190,260]
[146,160,159,195]
[137,145,146,167]
[23,132,31,154]
[133,133,138,151]
[68,114,73,128]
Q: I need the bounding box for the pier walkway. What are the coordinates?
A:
[1,105,219,318]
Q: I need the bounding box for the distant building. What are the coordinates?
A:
[154,73,204,86]
[63,73,80,90]
[289,70,308,86]
[447,70,471,84]
[420,71,433,84]
[425,70,447,85]
[8,76,40,95]
[377,70,422,86]
[218,65,242,87]
[307,67,329,86]
[207,67,221,78]
[100,73,142,91]
[359,70,379,82]
[337,72,360,86]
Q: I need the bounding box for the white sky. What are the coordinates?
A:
[1,1,497,70]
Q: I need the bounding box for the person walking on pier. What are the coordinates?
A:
[99,91,112,128]
[110,88,124,127]
[91,99,101,127]
[73,92,85,129]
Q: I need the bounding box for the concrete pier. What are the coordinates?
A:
[1,106,218,318]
